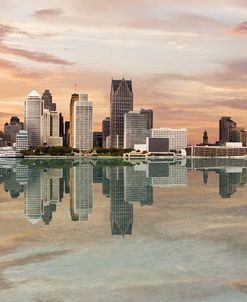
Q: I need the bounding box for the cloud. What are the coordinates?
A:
[0,23,68,65]
[0,42,73,65]
[230,21,247,35]
[32,8,64,19]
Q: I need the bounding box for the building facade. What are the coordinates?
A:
[219,117,236,143]
[16,130,28,150]
[148,128,187,151]
[24,90,43,148]
[110,79,133,148]
[42,89,56,112]
[4,116,24,145]
[102,117,110,148]
[140,108,153,130]
[74,94,93,150]
[124,111,147,149]
[69,93,79,148]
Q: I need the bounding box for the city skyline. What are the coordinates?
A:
[1,1,247,144]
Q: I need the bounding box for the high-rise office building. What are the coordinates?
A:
[59,113,64,138]
[74,94,93,150]
[110,78,133,148]
[219,117,236,143]
[69,93,79,147]
[102,117,110,148]
[124,111,147,149]
[4,116,24,145]
[140,108,153,130]
[64,121,70,147]
[24,90,43,147]
[42,89,56,112]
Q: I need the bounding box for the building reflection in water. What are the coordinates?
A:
[70,162,93,222]
[1,158,247,232]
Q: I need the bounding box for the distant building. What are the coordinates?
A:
[219,117,236,143]
[102,117,110,148]
[140,108,153,130]
[59,113,64,138]
[148,128,187,151]
[203,130,208,145]
[231,127,247,147]
[24,90,43,148]
[4,116,24,145]
[110,78,133,148]
[64,121,70,147]
[42,89,56,112]
[187,144,247,157]
[74,94,93,150]
[93,132,103,148]
[16,130,28,151]
[124,111,147,149]
[69,93,79,147]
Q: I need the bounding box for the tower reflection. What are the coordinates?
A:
[1,158,247,232]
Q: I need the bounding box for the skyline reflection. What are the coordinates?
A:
[0,158,247,234]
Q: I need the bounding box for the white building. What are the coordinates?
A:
[43,110,63,147]
[124,111,147,149]
[16,130,28,151]
[148,128,187,151]
[24,90,43,147]
[74,94,93,150]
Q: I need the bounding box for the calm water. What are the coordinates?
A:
[1,158,247,301]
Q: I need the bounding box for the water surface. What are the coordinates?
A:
[0,158,247,302]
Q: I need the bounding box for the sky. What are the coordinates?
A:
[1,0,247,144]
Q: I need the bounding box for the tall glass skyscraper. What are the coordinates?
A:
[110,79,133,148]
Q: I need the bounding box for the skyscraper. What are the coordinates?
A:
[64,121,70,147]
[110,78,133,148]
[124,111,147,149]
[24,90,43,148]
[140,108,153,130]
[102,117,110,148]
[69,93,79,147]
[74,94,93,150]
[42,89,56,112]
[219,117,236,143]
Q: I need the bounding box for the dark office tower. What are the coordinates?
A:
[219,117,236,143]
[59,113,64,138]
[140,108,153,130]
[93,132,103,148]
[110,78,133,148]
[64,121,70,147]
[102,117,110,148]
[203,130,208,145]
[69,93,79,147]
[42,89,56,112]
